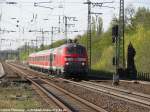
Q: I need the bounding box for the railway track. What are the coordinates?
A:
[6,63,107,112]
[59,78,150,109]
[6,62,150,111]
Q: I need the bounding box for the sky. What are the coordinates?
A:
[0,0,150,50]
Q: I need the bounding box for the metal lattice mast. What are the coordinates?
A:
[87,0,92,71]
[51,26,54,48]
[64,16,68,43]
[84,0,92,71]
[119,0,125,69]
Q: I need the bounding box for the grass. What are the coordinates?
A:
[0,85,43,109]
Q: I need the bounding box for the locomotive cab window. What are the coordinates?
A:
[66,45,86,55]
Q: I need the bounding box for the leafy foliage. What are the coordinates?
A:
[19,7,150,73]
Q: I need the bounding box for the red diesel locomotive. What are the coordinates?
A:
[28,43,88,77]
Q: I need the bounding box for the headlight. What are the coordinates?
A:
[65,62,69,65]
[82,62,85,66]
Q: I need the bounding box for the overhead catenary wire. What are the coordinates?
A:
[1,0,150,50]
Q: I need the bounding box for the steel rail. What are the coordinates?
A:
[59,78,150,108]
[6,63,72,112]
[41,78,107,112]
[7,63,108,112]
[82,81,150,99]
[8,63,150,109]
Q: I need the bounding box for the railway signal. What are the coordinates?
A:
[112,25,119,43]
[112,25,119,67]
[111,0,125,86]
[112,24,121,85]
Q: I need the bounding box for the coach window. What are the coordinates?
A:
[45,56,47,61]
[58,48,61,54]
[45,56,46,61]
[59,48,63,54]
[44,56,46,61]
[47,56,49,61]
[61,48,63,54]
[47,55,49,61]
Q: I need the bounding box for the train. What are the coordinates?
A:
[27,42,88,78]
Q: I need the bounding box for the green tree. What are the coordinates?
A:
[97,17,103,36]
[133,7,150,29]
[91,16,96,36]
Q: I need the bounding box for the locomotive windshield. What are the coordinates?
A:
[66,45,86,55]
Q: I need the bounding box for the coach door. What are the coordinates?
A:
[50,53,53,69]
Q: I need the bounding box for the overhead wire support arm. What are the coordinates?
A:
[90,12,103,15]
[34,2,53,9]
[5,2,18,4]
[34,1,53,4]
[34,4,53,9]
[100,6,115,9]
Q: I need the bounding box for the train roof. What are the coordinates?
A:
[29,43,85,57]
[29,48,55,57]
[59,43,84,48]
